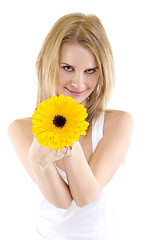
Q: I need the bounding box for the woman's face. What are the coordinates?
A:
[56,43,99,106]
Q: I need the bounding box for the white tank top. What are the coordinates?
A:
[34,112,124,240]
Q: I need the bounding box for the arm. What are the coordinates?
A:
[63,142,100,207]
[8,119,73,209]
[29,159,73,209]
[8,111,134,209]
[62,111,134,207]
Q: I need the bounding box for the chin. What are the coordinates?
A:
[58,89,89,106]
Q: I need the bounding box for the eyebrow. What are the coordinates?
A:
[86,66,99,70]
[61,62,76,68]
[61,62,99,70]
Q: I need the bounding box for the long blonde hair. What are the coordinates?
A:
[36,13,115,124]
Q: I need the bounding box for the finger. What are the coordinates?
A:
[63,146,73,158]
[53,148,68,161]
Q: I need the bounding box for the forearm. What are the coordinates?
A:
[30,160,73,209]
[63,143,100,207]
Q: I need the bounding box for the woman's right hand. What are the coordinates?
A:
[28,137,68,170]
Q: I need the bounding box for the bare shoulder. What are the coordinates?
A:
[8,117,36,182]
[8,117,33,143]
[8,117,33,132]
[103,109,134,163]
[104,109,134,134]
[8,117,34,152]
[8,117,33,127]
[89,110,134,188]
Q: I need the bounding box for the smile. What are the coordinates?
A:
[65,87,86,96]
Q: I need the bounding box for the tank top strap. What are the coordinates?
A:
[92,112,105,153]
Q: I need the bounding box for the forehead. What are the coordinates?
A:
[60,43,98,68]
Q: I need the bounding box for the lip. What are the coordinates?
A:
[65,87,86,96]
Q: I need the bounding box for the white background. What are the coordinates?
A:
[0,0,160,239]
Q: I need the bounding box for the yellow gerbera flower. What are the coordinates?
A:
[32,95,89,150]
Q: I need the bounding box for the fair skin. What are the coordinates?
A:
[56,43,99,106]
[8,43,134,209]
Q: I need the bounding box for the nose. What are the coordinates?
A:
[71,72,84,89]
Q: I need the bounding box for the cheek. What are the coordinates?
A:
[87,76,99,89]
[57,72,69,87]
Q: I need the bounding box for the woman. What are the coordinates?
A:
[8,13,134,239]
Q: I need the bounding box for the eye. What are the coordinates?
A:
[63,66,74,72]
[86,68,96,74]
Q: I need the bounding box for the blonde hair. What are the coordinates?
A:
[36,13,115,124]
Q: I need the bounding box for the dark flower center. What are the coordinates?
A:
[53,115,66,128]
